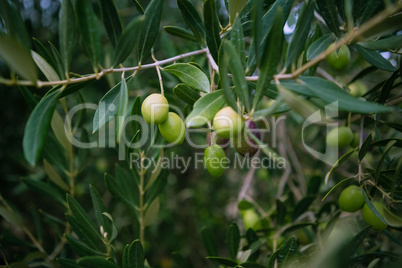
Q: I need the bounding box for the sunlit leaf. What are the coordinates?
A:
[163,63,210,92]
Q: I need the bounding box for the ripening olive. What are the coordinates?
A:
[213,107,244,139]
[338,185,365,212]
[204,144,227,178]
[206,131,230,150]
[326,44,351,70]
[141,94,169,124]
[326,126,354,148]
[362,201,388,231]
[231,120,261,157]
[158,112,185,145]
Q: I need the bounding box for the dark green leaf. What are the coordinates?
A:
[105,173,136,210]
[163,26,197,42]
[138,0,163,62]
[0,35,37,82]
[204,0,222,63]
[307,34,333,61]
[23,89,61,166]
[144,198,159,227]
[325,149,356,185]
[146,169,168,205]
[219,42,238,112]
[130,0,144,14]
[223,40,250,111]
[163,63,210,92]
[0,206,23,227]
[253,9,283,111]
[206,256,238,266]
[89,185,110,235]
[285,1,315,68]
[276,199,287,226]
[252,0,264,68]
[123,239,144,268]
[355,44,396,72]
[267,237,298,268]
[292,196,316,221]
[201,227,218,257]
[75,0,101,72]
[77,256,119,268]
[19,85,39,109]
[33,38,58,75]
[57,258,81,268]
[346,225,372,256]
[358,35,402,51]
[230,16,246,68]
[22,178,65,205]
[93,81,124,133]
[31,51,60,81]
[237,262,265,268]
[359,0,384,24]
[185,89,225,128]
[226,223,240,260]
[116,77,129,144]
[177,0,205,43]
[0,0,31,49]
[362,192,387,225]
[113,15,145,66]
[299,76,393,113]
[48,41,66,80]
[59,0,76,74]
[173,83,201,105]
[379,69,400,104]
[316,0,341,36]
[65,234,105,257]
[283,222,315,234]
[359,133,372,161]
[67,194,103,246]
[100,0,123,48]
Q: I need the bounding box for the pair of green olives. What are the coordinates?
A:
[141,94,185,145]
[204,107,262,178]
[338,185,388,231]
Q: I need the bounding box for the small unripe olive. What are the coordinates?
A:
[362,201,388,231]
[213,107,244,139]
[241,209,260,230]
[326,126,354,148]
[326,44,350,70]
[350,132,360,148]
[338,185,365,212]
[141,94,169,124]
[158,112,185,145]
[204,144,227,178]
[231,120,261,157]
[349,80,368,97]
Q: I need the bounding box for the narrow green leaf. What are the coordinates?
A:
[19,85,39,109]
[105,173,135,209]
[31,51,60,82]
[177,0,205,43]
[379,70,400,104]
[267,237,297,268]
[65,234,105,257]
[359,0,384,24]
[362,192,387,225]
[324,150,356,185]
[22,177,66,205]
[0,35,38,82]
[231,16,246,68]
[144,149,164,191]
[276,199,287,226]
[0,0,31,49]
[346,225,372,256]
[23,89,61,166]
[229,0,248,25]
[316,0,341,36]
[252,0,264,68]
[138,0,163,62]
[206,256,238,266]
[100,0,123,47]
[359,133,372,161]
[77,256,119,268]
[33,38,59,76]
[102,212,119,242]
[292,196,316,221]
[93,81,123,133]
[67,194,103,245]
[163,63,210,92]
[144,197,159,227]
[201,227,218,257]
[146,169,168,205]
[299,76,393,113]
[43,159,69,191]
[285,1,315,68]
[116,77,129,144]
[51,110,71,153]
[59,0,76,74]
[89,185,110,235]
[75,0,101,72]
[355,44,396,72]
[0,206,23,227]
[173,83,201,105]
[358,35,402,51]
[127,239,144,268]
[49,41,66,80]
[163,26,197,42]
[185,90,226,128]
[130,0,144,14]
[223,40,250,111]
[307,34,333,61]
[219,42,238,113]
[226,223,240,260]
[253,9,283,111]
[204,0,222,63]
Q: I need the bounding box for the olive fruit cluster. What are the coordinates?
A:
[204,107,261,178]
[338,185,388,231]
[141,94,185,145]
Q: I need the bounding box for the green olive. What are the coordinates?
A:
[338,185,365,212]
[212,107,244,139]
[204,144,227,178]
[326,44,351,70]
[326,126,354,148]
[158,112,185,145]
[241,209,260,230]
[349,80,368,97]
[362,201,388,231]
[141,93,169,124]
